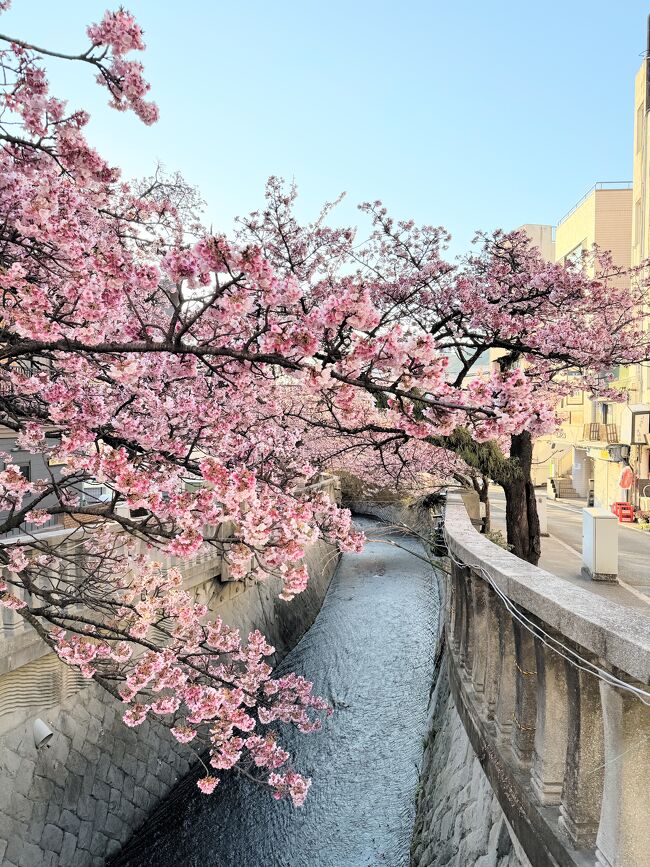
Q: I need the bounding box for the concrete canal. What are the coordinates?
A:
[112,517,439,866]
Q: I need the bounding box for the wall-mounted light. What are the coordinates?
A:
[33,718,54,749]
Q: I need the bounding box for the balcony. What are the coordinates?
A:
[581,423,619,444]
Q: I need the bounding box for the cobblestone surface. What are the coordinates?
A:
[0,539,337,866]
[411,658,531,867]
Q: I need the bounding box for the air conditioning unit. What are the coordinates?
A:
[606,444,630,463]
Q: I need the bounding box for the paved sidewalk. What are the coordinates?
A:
[488,488,650,611]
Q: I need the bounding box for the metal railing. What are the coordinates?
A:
[556,181,633,227]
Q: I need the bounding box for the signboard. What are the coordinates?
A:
[631,411,650,445]
[587,448,610,461]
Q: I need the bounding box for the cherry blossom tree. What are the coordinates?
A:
[0,4,548,801]
[1,2,644,807]
[238,181,650,563]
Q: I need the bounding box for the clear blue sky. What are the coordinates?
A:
[1,1,647,255]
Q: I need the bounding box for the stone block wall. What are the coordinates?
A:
[0,538,338,867]
[0,675,193,867]
[411,656,531,867]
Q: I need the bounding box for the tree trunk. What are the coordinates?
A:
[435,427,540,562]
[472,474,491,534]
[502,431,541,565]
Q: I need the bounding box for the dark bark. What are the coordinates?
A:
[434,427,541,563]
[471,473,491,534]
[502,431,541,565]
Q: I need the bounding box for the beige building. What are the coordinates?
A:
[555,184,632,274]
[549,184,633,508]
[633,57,650,268]
[514,206,633,501]
[614,56,650,510]
[520,186,635,504]
[518,223,555,262]
[512,41,650,511]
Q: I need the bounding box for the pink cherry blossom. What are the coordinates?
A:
[267,771,312,807]
[196,776,219,794]
[171,725,197,744]
[87,10,145,55]
[123,704,150,728]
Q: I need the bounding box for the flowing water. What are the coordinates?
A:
[113,517,439,867]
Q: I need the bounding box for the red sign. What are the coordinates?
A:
[619,465,634,490]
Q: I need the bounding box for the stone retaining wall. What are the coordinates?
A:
[411,653,530,867]
[0,538,338,867]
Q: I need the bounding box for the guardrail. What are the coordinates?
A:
[556,181,633,227]
[443,491,650,867]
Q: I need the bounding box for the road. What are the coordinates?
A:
[489,488,650,605]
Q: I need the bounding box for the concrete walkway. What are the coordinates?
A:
[111,518,440,867]
[489,488,650,610]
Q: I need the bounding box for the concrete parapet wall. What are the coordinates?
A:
[0,538,339,867]
[443,491,650,867]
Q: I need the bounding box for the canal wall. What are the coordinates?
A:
[0,531,339,867]
[411,657,529,867]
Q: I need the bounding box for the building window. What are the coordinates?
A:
[564,244,585,268]
[80,484,111,505]
[635,198,642,246]
[565,393,583,406]
[601,403,609,426]
[17,463,31,482]
[637,104,644,153]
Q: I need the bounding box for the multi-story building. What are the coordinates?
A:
[545,41,650,511]
[548,183,633,508]
[506,204,631,504]
[624,52,650,510]
[633,49,650,269]
[518,223,556,262]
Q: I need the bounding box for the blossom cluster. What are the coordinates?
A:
[87,9,158,123]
